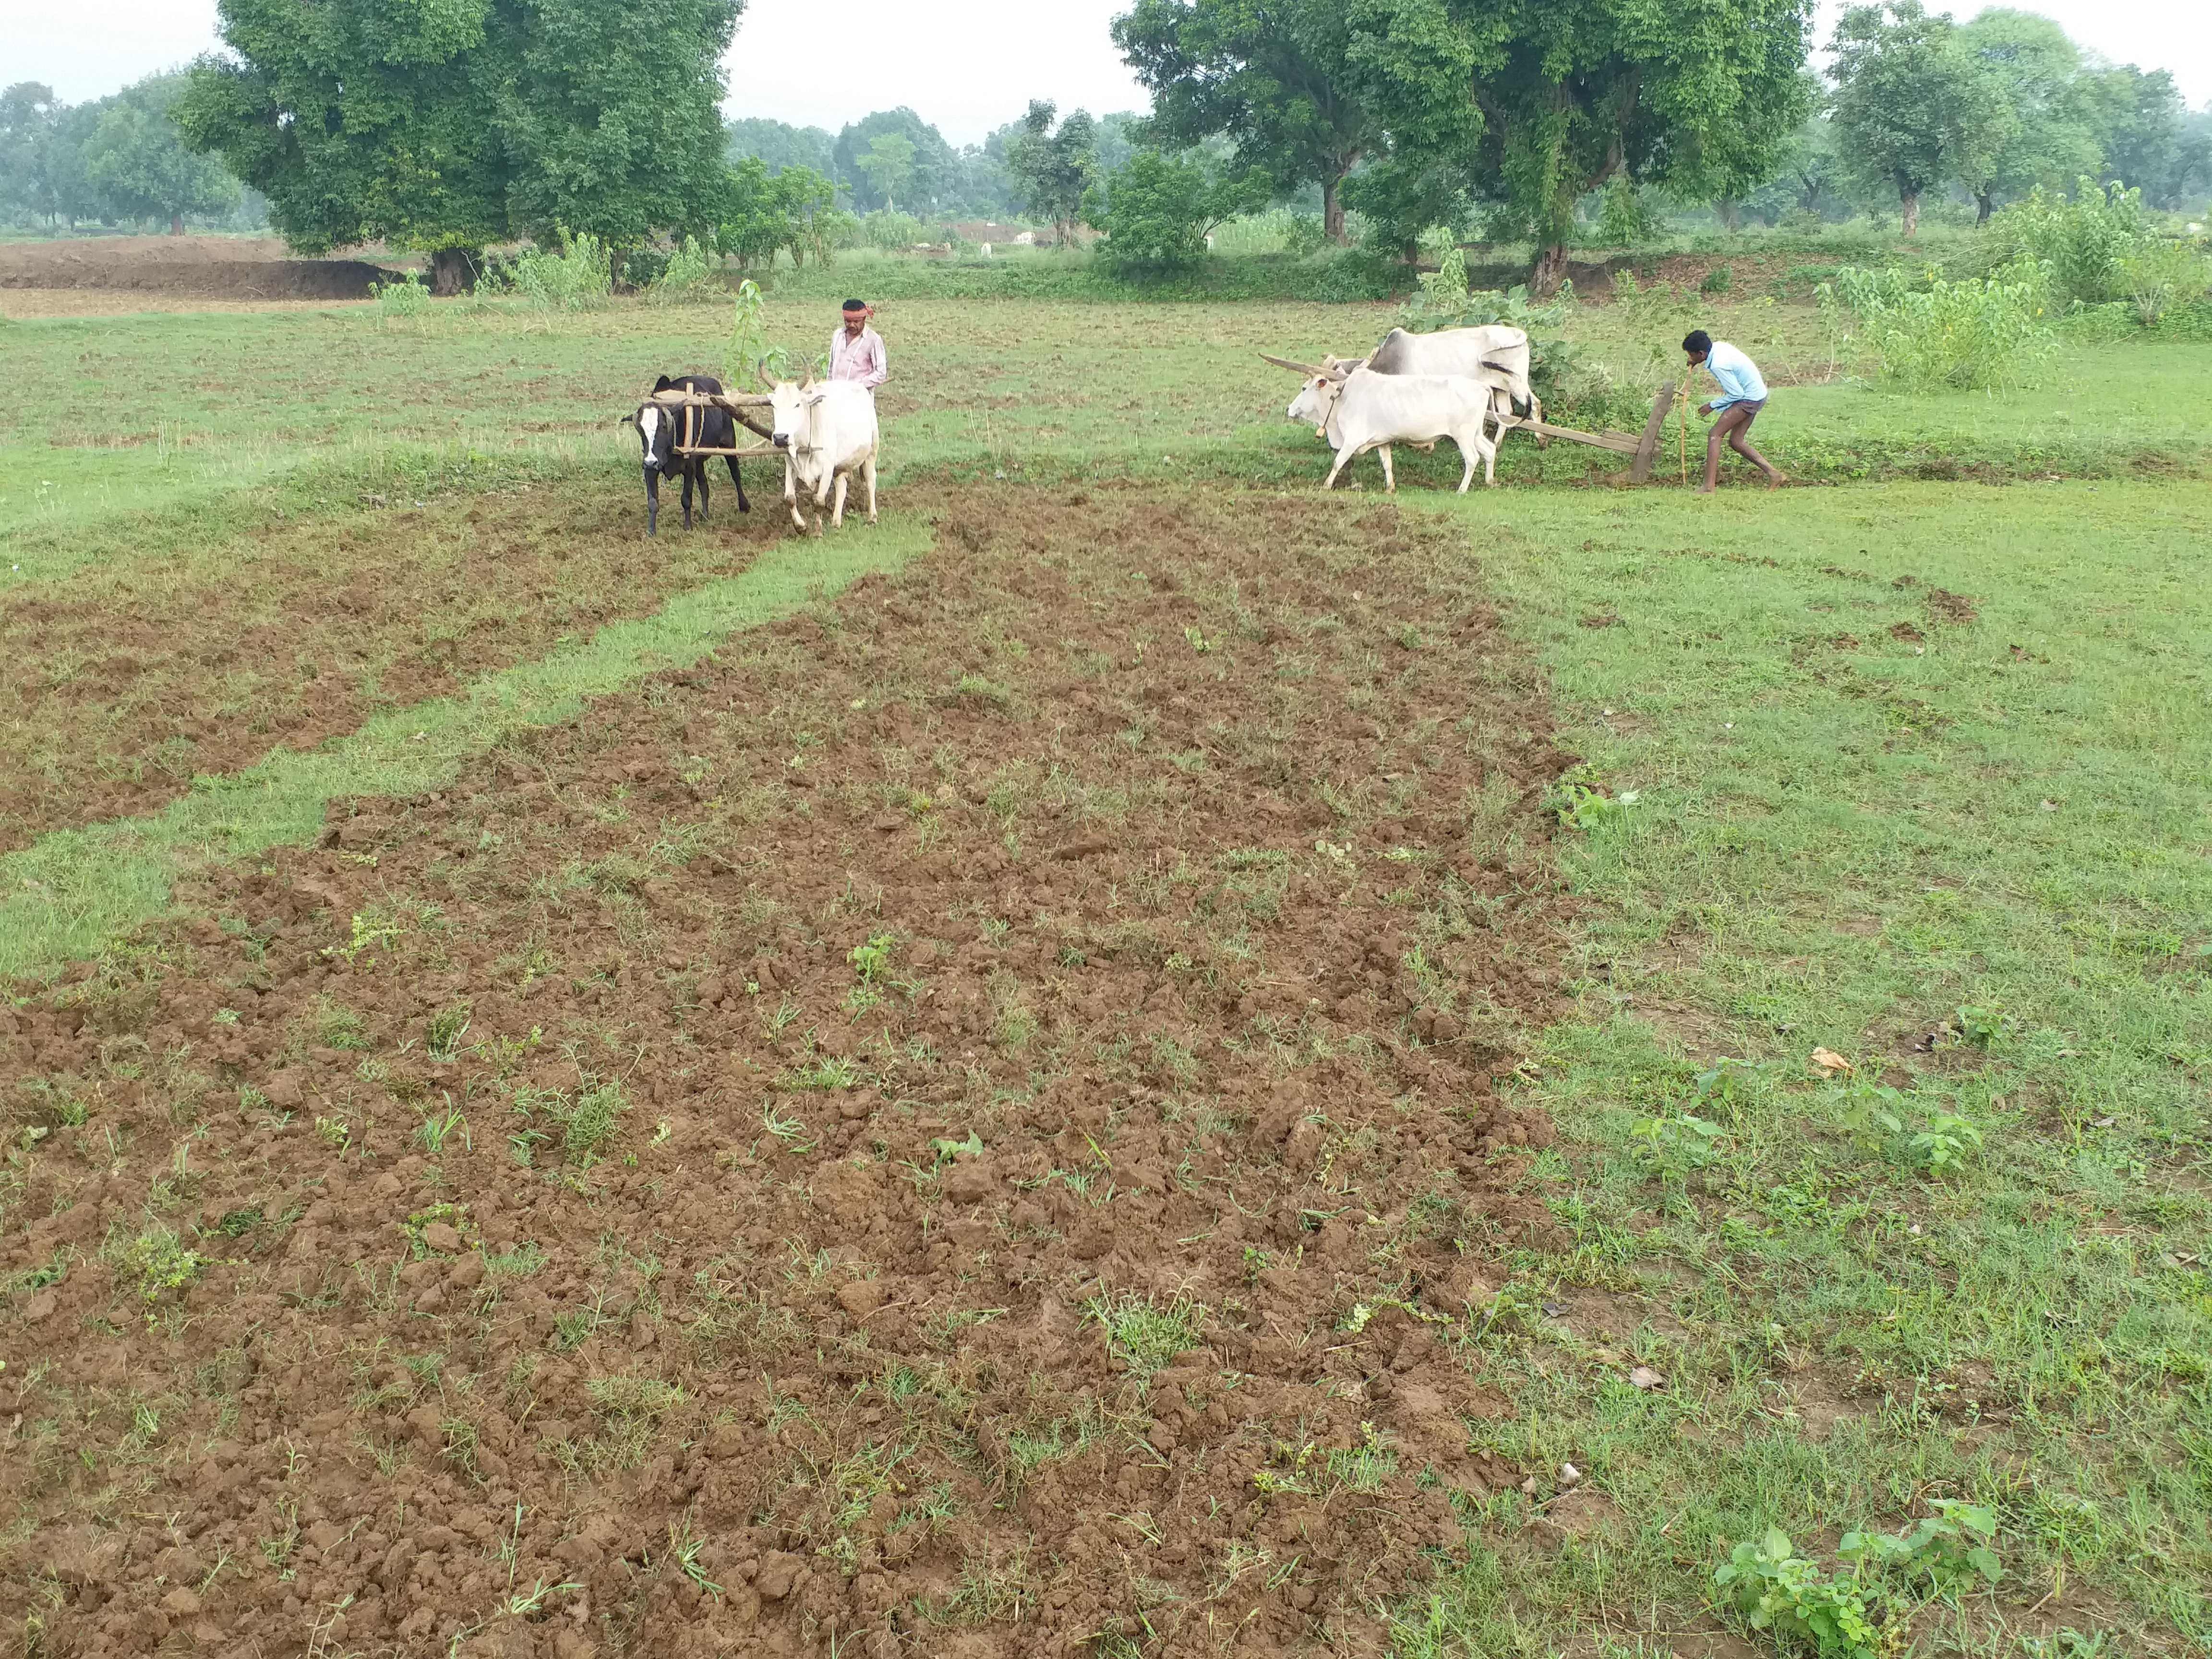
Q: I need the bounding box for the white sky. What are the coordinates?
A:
[2,0,2205,139]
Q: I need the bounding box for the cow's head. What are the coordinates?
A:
[622,401,676,475]
[1286,367,1349,439]
[763,374,820,457]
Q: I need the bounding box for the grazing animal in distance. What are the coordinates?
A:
[762,375,879,531]
[1287,365,1500,493]
[621,373,748,536]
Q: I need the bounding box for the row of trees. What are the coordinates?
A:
[723,107,1142,224]
[1826,3,2207,234]
[0,76,255,235]
[1100,0,2209,283]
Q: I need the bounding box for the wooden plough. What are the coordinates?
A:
[1261,352,1681,484]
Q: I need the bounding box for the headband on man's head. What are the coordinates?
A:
[843,299,869,313]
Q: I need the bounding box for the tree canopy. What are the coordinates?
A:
[176,0,739,290]
[85,74,242,235]
[1007,102,1100,241]
[1113,0,1379,243]
[832,108,955,213]
[726,117,837,178]
[1341,0,1815,289]
[1828,0,2015,235]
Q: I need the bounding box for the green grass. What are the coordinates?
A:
[1393,479,2212,1653]
[0,512,931,975]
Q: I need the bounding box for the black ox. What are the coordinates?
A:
[622,374,749,536]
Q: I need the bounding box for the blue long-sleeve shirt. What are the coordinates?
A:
[1704,341,1768,411]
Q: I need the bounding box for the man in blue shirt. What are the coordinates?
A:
[1683,329,1784,493]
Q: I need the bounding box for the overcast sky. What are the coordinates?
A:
[4,0,2206,139]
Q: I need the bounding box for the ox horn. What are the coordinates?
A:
[1259,352,1330,376]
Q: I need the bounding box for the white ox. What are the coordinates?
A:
[1330,326,1543,441]
[763,377,879,531]
[1287,366,1500,493]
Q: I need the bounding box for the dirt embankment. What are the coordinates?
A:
[0,485,772,853]
[1,487,1576,1657]
[0,236,402,300]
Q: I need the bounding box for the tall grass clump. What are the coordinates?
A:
[371,271,431,330]
[646,236,719,305]
[1210,209,1327,256]
[497,231,613,315]
[1822,261,2057,391]
[1982,181,2145,309]
[2119,237,2212,326]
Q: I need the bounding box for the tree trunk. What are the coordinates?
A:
[1974,190,1994,226]
[1717,198,1740,233]
[429,247,476,297]
[1900,188,1921,238]
[169,214,184,236]
[1323,173,1347,246]
[1531,240,1572,297]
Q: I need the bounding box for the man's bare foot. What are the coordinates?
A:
[1765,471,1786,490]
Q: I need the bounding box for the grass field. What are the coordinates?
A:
[0,276,2207,1658]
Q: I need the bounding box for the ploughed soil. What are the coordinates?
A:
[0,236,402,300]
[0,483,776,851]
[0,486,1576,1657]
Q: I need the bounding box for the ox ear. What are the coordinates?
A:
[652,374,674,394]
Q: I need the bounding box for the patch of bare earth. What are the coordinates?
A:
[0,486,1577,1657]
[0,485,776,851]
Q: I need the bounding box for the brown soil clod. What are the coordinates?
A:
[0,486,1574,1656]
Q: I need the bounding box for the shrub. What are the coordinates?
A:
[1211,208,1328,257]
[646,236,718,304]
[372,271,431,328]
[1084,149,1271,275]
[1822,261,2057,390]
[1983,181,2143,309]
[498,231,613,313]
[1700,263,1734,295]
[2119,237,2212,326]
[856,209,929,252]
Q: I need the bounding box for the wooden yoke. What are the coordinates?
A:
[649,388,779,451]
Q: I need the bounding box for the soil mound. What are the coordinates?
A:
[0,486,1575,1656]
[0,237,400,299]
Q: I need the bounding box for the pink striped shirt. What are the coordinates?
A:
[829,325,888,390]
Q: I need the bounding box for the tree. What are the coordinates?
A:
[1342,0,1815,290]
[2079,65,2194,207]
[832,109,955,212]
[1745,113,1851,222]
[1113,0,1380,244]
[726,117,837,177]
[0,83,64,228]
[716,157,842,269]
[83,75,240,234]
[1083,148,1270,269]
[1007,101,1099,242]
[1828,0,2014,237]
[177,0,739,294]
[1956,10,2100,222]
[854,134,916,213]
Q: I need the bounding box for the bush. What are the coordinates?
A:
[1700,263,1734,295]
[1084,149,1271,275]
[1822,261,2058,390]
[371,271,431,329]
[1983,181,2143,309]
[495,231,613,313]
[2119,237,2212,326]
[856,209,929,252]
[1211,209,1328,257]
[647,236,719,304]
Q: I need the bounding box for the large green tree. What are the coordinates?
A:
[1112,0,1381,243]
[832,109,955,213]
[84,74,242,235]
[1007,102,1100,243]
[1828,0,2014,236]
[1342,0,1815,290]
[177,0,739,293]
[1956,10,2100,222]
[2078,65,2200,208]
[726,117,837,178]
[0,84,64,228]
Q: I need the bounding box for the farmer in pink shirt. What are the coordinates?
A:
[829,299,888,392]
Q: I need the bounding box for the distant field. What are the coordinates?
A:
[0,271,2206,1657]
